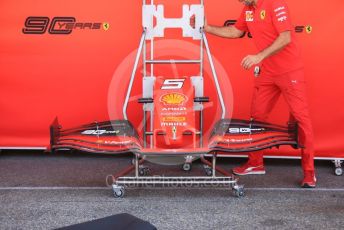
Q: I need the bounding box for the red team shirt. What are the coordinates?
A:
[234,0,303,76]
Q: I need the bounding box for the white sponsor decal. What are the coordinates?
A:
[81,130,120,135]
[161,107,187,111]
[161,122,187,127]
[161,79,185,90]
[226,138,254,143]
[277,16,287,22]
[228,128,265,134]
[161,112,187,116]
[104,140,131,145]
[276,11,286,17]
[274,6,285,12]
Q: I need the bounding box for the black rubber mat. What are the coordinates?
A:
[57,213,157,230]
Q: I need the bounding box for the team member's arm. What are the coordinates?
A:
[190,9,246,39]
[241,31,291,70]
[204,7,247,39]
[204,23,244,39]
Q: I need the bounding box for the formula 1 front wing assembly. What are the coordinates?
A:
[50,118,299,155]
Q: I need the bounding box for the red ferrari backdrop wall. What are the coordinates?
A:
[0,0,343,157]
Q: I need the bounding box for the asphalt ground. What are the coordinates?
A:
[0,150,344,229]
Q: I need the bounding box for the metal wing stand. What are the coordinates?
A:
[112,0,244,198]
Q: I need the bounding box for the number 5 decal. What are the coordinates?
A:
[161,79,185,90]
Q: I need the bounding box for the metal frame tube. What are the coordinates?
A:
[212,154,216,177]
[143,37,146,78]
[142,21,147,148]
[123,31,146,120]
[200,30,204,78]
[143,111,147,148]
[146,59,201,64]
[199,30,204,147]
[116,180,235,185]
[135,154,139,178]
[150,39,154,76]
[203,32,226,119]
[119,176,232,180]
[150,35,154,148]
[200,110,203,147]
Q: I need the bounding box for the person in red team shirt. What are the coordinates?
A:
[193,0,316,188]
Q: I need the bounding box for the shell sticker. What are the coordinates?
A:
[160,93,188,105]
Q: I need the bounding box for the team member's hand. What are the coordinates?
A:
[190,15,196,28]
[204,18,208,31]
[190,15,208,30]
[241,54,264,70]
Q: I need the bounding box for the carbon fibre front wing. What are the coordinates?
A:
[49,118,299,154]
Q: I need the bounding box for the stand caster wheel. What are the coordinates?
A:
[139,166,150,176]
[112,185,125,198]
[335,167,343,176]
[203,165,213,176]
[233,186,245,198]
[205,168,213,176]
[182,163,192,172]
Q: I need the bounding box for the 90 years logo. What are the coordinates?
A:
[22,16,109,34]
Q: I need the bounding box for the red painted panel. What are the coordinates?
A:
[0,0,343,157]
